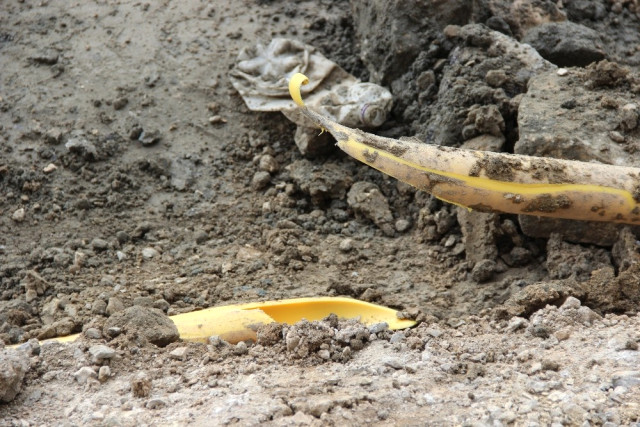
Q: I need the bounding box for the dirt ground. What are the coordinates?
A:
[1,0,640,425]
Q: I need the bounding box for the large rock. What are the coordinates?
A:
[0,350,29,403]
[522,21,606,67]
[103,306,179,347]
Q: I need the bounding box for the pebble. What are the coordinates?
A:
[12,208,25,223]
[89,345,116,364]
[258,154,278,173]
[73,367,97,384]
[146,397,167,409]
[141,247,159,259]
[106,297,124,316]
[43,163,57,174]
[91,238,109,251]
[338,238,354,252]
[98,366,111,383]
[209,115,226,124]
[369,322,389,334]
[234,341,248,355]
[395,219,411,233]
[169,347,188,361]
[389,331,405,344]
[251,171,271,190]
[84,328,102,339]
[557,68,569,76]
[383,358,404,370]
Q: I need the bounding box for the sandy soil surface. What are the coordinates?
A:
[1,0,640,425]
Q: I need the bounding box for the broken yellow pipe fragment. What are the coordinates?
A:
[31,297,416,346]
[289,72,640,224]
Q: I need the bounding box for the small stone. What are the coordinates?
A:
[485,69,508,87]
[73,367,97,384]
[131,372,152,397]
[383,357,404,370]
[208,115,226,124]
[169,347,188,361]
[91,238,109,251]
[234,341,248,355]
[12,208,25,223]
[609,131,625,143]
[89,345,116,364]
[84,328,102,339]
[561,296,581,310]
[251,171,271,190]
[146,397,167,409]
[557,68,569,76]
[98,366,111,383]
[139,130,161,146]
[471,259,496,282]
[113,97,128,111]
[194,230,209,244]
[106,297,124,316]
[506,317,527,332]
[338,238,353,252]
[43,163,57,174]
[369,322,389,334]
[258,155,278,173]
[18,339,40,356]
[317,349,331,360]
[141,247,159,259]
[395,219,411,233]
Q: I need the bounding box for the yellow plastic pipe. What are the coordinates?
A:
[29,297,416,346]
[289,73,640,224]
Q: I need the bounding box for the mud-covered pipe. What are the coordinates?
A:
[288,73,640,224]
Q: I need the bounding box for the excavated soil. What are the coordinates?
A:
[1,1,640,425]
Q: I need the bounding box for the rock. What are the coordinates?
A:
[347,181,394,236]
[91,238,109,251]
[131,372,152,397]
[65,136,97,160]
[98,366,110,383]
[104,306,179,347]
[84,327,102,339]
[522,22,606,67]
[258,154,278,173]
[169,347,187,361]
[395,219,411,233]
[338,238,353,253]
[139,130,161,146]
[146,397,167,409]
[89,345,116,364]
[42,163,57,174]
[12,208,25,223]
[0,350,29,403]
[611,371,640,388]
[471,259,496,283]
[251,171,271,190]
[17,338,40,356]
[73,366,97,385]
[141,247,159,259]
[106,297,124,316]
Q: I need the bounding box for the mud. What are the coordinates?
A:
[2,0,640,424]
